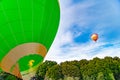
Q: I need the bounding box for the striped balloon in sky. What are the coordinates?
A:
[0,0,60,79]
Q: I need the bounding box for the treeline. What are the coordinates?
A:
[33,56,120,80]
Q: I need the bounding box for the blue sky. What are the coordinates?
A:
[45,0,120,63]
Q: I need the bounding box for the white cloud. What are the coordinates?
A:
[92,47,120,58]
[44,0,120,63]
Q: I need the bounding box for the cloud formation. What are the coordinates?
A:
[44,0,120,63]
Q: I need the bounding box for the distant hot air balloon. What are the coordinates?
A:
[0,0,60,80]
[91,33,98,42]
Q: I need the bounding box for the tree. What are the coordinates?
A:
[35,57,120,80]
[61,64,81,78]
[45,65,63,80]
[97,72,105,80]
[36,60,57,79]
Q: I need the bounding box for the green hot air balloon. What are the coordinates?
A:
[0,0,60,79]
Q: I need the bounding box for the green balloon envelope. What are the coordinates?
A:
[0,0,60,75]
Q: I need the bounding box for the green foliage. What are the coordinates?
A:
[35,56,120,80]
[97,72,105,80]
[46,65,63,80]
[64,76,79,80]
[0,71,21,80]
[61,64,80,77]
[96,72,115,80]
[109,73,115,80]
[36,60,57,79]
